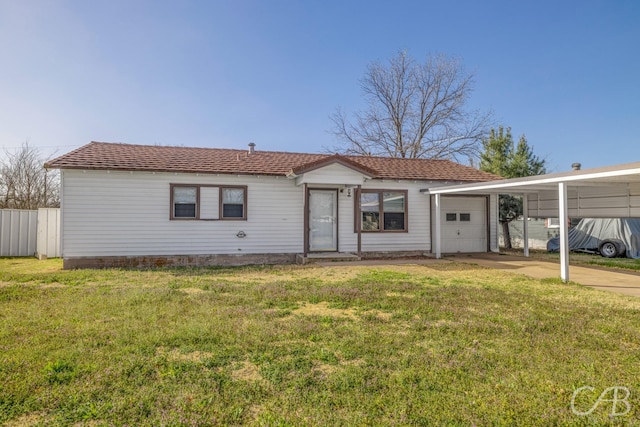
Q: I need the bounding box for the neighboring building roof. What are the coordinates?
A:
[45,141,500,182]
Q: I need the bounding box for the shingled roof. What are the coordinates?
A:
[45,142,500,182]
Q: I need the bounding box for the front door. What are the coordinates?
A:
[309,189,338,252]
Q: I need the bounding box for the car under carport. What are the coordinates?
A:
[546,217,640,258]
[425,161,640,282]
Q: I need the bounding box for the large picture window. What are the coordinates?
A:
[359,190,407,232]
[171,184,247,220]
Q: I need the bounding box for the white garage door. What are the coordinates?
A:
[441,197,487,253]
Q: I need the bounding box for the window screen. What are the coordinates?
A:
[222,188,245,218]
[173,186,197,218]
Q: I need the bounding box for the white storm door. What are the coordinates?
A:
[309,190,338,252]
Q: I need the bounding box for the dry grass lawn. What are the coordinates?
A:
[2,257,640,425]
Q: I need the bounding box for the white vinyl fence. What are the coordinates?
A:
[0,208,60,258]
[37,208,61,258]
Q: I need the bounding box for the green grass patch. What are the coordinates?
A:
[2,258,640,425]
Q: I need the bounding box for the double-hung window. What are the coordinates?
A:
[173,186,197,218]
[171,184,247,220]
[359,190,407,232]
[221,187,246,219]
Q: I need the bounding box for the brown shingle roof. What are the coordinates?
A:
[45,141,500,182]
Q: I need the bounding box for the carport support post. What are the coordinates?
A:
[522,194,529,257]
[356,185,362,258]
[434,193,442,259]
[558,182,570,282]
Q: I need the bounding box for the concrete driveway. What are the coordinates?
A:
[448,253,640,297]
[317,253,640,297]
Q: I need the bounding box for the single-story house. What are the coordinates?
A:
[45,142,501,268]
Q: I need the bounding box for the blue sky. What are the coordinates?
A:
[1,0,639,172]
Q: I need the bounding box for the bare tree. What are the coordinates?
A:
[0,142,59,209]
[331,51,492,161]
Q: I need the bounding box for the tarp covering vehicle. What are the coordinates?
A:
[547,218,640,258]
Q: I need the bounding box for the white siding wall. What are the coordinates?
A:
[527,183,640,218]
[62,170,304,257]
[340,181,432,253]
[62,170,496,258]
[336,189,358,251]
[199,187,219,220]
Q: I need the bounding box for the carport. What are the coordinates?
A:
[427,161,640,282]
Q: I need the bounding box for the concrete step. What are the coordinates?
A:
[297,253,361,264]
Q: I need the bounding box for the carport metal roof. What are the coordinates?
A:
[424,161,640,282]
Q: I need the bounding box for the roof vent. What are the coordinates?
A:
[571,162,581,171]
[248,142,256,154]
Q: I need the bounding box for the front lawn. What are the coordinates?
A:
[2,258,640,425]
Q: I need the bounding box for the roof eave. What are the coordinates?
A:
[48,165,288,177]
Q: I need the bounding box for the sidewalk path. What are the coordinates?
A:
[450,253,640,298]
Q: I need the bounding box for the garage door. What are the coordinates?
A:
[441,197,487,253]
